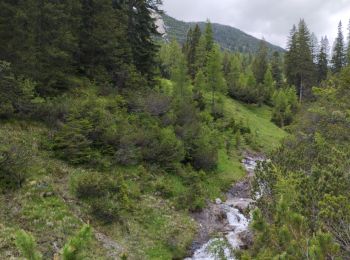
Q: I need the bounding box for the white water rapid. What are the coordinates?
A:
[185,156,262,260]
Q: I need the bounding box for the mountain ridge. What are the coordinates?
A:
[160,14,285,54]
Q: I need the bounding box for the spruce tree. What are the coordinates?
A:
[184,25,202,79]
[331,21,346,73]
[296,19,315,102]
[252,39,268,84]
[285,20,315,102]
[123,0,162,82]
[204,20,214,53]
[285,25,299,87]
[0,0,81,95]
[79,0,131,86]
[271,51,283,87]
[347,19,350,65]
[317,36,329,82]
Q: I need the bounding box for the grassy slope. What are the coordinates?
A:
[0,94,286,259]
[221,95,287,152]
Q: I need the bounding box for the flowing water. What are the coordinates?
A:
[185,155,263,260]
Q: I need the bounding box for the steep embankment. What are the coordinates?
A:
[0,93,286,259]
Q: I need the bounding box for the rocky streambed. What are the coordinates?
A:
[185,155,263,260]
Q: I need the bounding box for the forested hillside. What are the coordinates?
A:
[0,0,349,259]
[161,14,285,54]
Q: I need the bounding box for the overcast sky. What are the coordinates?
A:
[162,0,350,48]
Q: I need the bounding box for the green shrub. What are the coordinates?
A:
[70,170,131,223]
[70,171,117,199]
[15,230,42,260]
[190,127,219,171]
[0,143,31,190]
[53,117,99,165]
[142,127,185,169]
[62,225,92,260]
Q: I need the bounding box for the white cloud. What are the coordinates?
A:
[162,0,350,48]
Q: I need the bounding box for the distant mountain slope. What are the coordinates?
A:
[161,14,285,54]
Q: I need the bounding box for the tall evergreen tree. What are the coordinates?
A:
[270,51,283,87]
[317,36,329,82]
[184,25,202,79]
[285,25,298,87]
[285,20,315,102]
[204,20,214,53]
[171,50,190,99]
[123,0,162,82]
[206,44,226,113]
[252,39,268,84]
[310,33,319,63]
[347,19,350,65]
[194,35,208,72]
[0,0,81,95]
[331,21,346,73]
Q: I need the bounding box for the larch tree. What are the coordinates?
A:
[206,44,226,113]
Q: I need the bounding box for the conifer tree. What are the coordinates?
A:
[171,51,190,100]
[331,21,346,73]
[252,39,268,84]
[310,33,319,63]
[0,0,81,95]
[317,36,329,82]
[271,51,283,87]
[206,44,226,113]
[347,19,350,65]
[204,20,214,53]
[194,35,208,72]
[123,0,162,82]
[227,55,242,98]
[262,66,275,104]
[79,0,131,86]
[184,25,202,79]
[285,20,315,102]
[285,25,299,87]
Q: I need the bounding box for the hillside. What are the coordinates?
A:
[161,14,285,54]
[0,88,287,259]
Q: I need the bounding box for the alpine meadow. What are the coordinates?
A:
[0,0,350,259]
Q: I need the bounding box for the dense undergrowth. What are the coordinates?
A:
[0,82,286,258]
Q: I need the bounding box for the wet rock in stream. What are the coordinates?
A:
[186,155,264,260]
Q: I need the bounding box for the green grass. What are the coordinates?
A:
[204,149,246,200]
[221,94,287,152]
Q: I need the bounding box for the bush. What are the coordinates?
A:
[70,170,131,223]
[142,127,185,169]
[70,171,117,199]
[52,117,100,166]
[15,230,42,260]
[190,127,219,171]
[0,143,31,190]
[62,225,92,260]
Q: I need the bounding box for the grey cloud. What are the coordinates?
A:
[162,0,350,48]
